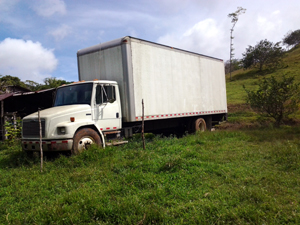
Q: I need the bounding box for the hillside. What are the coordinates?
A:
[224,45,300,125]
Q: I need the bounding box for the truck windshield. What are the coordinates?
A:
[54,83,93,106]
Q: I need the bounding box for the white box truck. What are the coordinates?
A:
[22,36,227,154]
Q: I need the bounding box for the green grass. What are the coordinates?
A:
[1,128,300,224]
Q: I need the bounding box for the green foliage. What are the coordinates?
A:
[283,29,300,49]
[228,7,246,25]
[0,75,27,93]
[25,77,72,91]
[1,128,300,224]
[244,75,300,127]
[4,120,22,143]
[40,77,71,89]
[242,39,285,72]
[24,80,42,91]
[225,59,242,74]
[0,75,72,92]
[0,75,25,86]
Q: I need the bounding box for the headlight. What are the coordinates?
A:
[58,127,66,135]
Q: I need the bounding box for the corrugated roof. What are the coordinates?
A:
[12,88,55,96]
[0,88,55,100]
[0,93,13,101]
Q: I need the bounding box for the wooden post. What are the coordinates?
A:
[13,112,16,130]
[142,99,145,150]
[1,101,4,141]
[38,109,43,172]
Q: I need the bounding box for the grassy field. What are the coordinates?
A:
[0,46,300,224]
[0,127,300,224]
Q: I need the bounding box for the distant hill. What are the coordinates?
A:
[226,45,300,105]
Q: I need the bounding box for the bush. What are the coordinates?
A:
[4,120,22,144]
[244,74,300,127]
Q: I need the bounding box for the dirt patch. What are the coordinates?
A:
[216,118,300,131]
[227,103,252,113]
[216,122,260,130]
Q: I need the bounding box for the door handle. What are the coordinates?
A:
[116,112,119,118]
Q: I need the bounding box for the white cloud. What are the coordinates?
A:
[0,0,18,12]
[0,38,58,82]
[49,24,72,41]
[157,18,227,59]
[126,27,138,37]
[256,12,282,40]
[0,0,19,13]
[33,0,66,17]
[232,8,285,59]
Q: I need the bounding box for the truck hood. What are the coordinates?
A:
[24,105,91,120]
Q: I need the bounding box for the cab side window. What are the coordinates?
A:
[96,85,116,105]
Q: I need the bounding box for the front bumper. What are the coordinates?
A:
[22,139,73,151]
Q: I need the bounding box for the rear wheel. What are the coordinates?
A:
[72,128,102,155]
[194,118,206,132]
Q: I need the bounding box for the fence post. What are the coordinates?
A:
[142,99,145,150]
[38,109,43,172]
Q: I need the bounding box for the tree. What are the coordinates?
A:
[0,75,27,93]
[40,77,71,89]
[244,75,300,127]
[228,7,246,81]
[225,58,242,74]
[283,29,300,49]
[241,39,285,72]
[25,77,72,91]
[0,75,72,93]
[24,80,42,91]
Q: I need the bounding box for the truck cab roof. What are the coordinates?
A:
[59,80,117,88]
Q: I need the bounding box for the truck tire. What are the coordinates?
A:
[194,118,206,132]
[72,128,102,155]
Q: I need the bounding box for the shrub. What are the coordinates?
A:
[244,74,300,127]
[4,120,22,143]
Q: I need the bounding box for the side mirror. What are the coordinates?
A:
[108,98,115,104]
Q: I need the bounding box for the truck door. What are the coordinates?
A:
[94,84,121,130]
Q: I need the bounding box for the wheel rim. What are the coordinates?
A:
[77,136,95,152]
[198,122,205,131]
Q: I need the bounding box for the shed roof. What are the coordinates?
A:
[0,93,13,101]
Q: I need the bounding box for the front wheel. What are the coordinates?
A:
[72,128,102,155]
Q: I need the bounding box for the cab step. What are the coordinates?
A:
[103,130,121,141]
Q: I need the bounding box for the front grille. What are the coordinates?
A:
[23,119,45,138]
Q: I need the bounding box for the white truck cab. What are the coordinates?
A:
[22,80,122,154]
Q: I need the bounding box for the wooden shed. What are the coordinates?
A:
[0,88,56,140]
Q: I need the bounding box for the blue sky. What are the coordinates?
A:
[1,0,300,83]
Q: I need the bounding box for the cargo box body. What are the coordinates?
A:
[77,36,227,123]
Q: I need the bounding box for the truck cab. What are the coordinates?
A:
[22,80,121,154]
